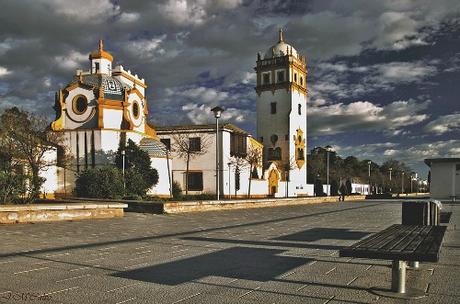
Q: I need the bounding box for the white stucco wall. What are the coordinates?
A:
[39,149,59,196]
[148,157,172,197]
[430,161,460,199]
[102,109,123,129]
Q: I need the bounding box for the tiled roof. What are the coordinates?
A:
[139,138,168,158]
[70,74,131,101]
[155,123,250,135]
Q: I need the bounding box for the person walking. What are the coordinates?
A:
[339,178,349,201]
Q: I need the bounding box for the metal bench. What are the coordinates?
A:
[339,224,446,299]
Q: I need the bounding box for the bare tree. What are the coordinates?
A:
[242,145,263,198]
[0,107,67,202]
[277,157,297,197]
[171,132,211,195]
[228,155,247,197]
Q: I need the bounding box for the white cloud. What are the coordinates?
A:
[182,103,248,124]
[54,50,87,71]
[124,35,167,60]
[374,61,437,83]
[158,0,242,26]
[168,86,229,104]
[425,113,460,134]
[308,99,430,136]
[310,60,439,101]
[118,12,140,23]
[0,66,11,77]
[43,0,120,22]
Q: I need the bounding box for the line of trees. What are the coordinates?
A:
[307,146,425,195]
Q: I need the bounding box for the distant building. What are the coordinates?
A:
[425,158,460,200]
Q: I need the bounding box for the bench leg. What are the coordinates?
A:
[391,260,406,293]
[371,261,426,299]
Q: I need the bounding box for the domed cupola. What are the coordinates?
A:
[264,29,298,59]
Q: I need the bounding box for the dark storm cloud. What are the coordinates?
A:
[0,0,459,176]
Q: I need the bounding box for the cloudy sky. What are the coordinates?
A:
[1,0,459,177]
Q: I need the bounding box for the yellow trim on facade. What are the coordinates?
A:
[113,71,147,88]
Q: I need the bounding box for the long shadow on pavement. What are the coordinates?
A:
[113,246,313,284]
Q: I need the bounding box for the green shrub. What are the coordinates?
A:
[115,139,159,197]
[172,180,182,198]
[75,166,124,199]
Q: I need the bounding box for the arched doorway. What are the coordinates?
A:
[268,169,280,196]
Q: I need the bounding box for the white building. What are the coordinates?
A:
[49,40,171,197]
[156,124,285,198]
[255,29,309,196]
[425,158,460,200]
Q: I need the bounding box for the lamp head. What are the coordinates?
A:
[211,106,224,118]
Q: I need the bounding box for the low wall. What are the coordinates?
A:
[0,202,127,224]
[162,195,366,213]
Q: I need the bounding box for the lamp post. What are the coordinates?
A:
[325,145,333,196]
[368,161,372,195]
[401,171,405,194]
[228,162,231,200]
[211,106,224,200]
[121,149,126,192]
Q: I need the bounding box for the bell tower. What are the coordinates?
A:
[255,29,308,195]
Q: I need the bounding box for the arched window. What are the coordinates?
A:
[294,73,297,82]
[72,95,87,114]
[300,77,303,86]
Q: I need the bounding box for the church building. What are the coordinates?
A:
[50,40,171,197]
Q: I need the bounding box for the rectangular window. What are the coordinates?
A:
[95,62,99,73]
[294,73,297,82]
[277,71,285,82]
[270,102,277,114]
[186,172,203,191]
[230,133,247,157]
[268,147,282,160]
[189,137,201,152]
[263,73,270,84]
[298,104,302,115]
[160,138,171,151]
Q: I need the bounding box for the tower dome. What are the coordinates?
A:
[264,29,298,59]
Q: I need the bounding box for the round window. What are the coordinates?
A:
[132,101,140,119]
[73,95,87,114]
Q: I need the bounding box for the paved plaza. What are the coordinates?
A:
[0,201,459,304]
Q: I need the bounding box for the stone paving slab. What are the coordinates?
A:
[0,201,459,303]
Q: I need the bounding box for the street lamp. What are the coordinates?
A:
[368,161,372,195]
[121,149,126,192]
[389,167,392,193]
[401,171,405,194]
[324,145,334,196]
[227,162,231,200]
[211,106,224,200]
